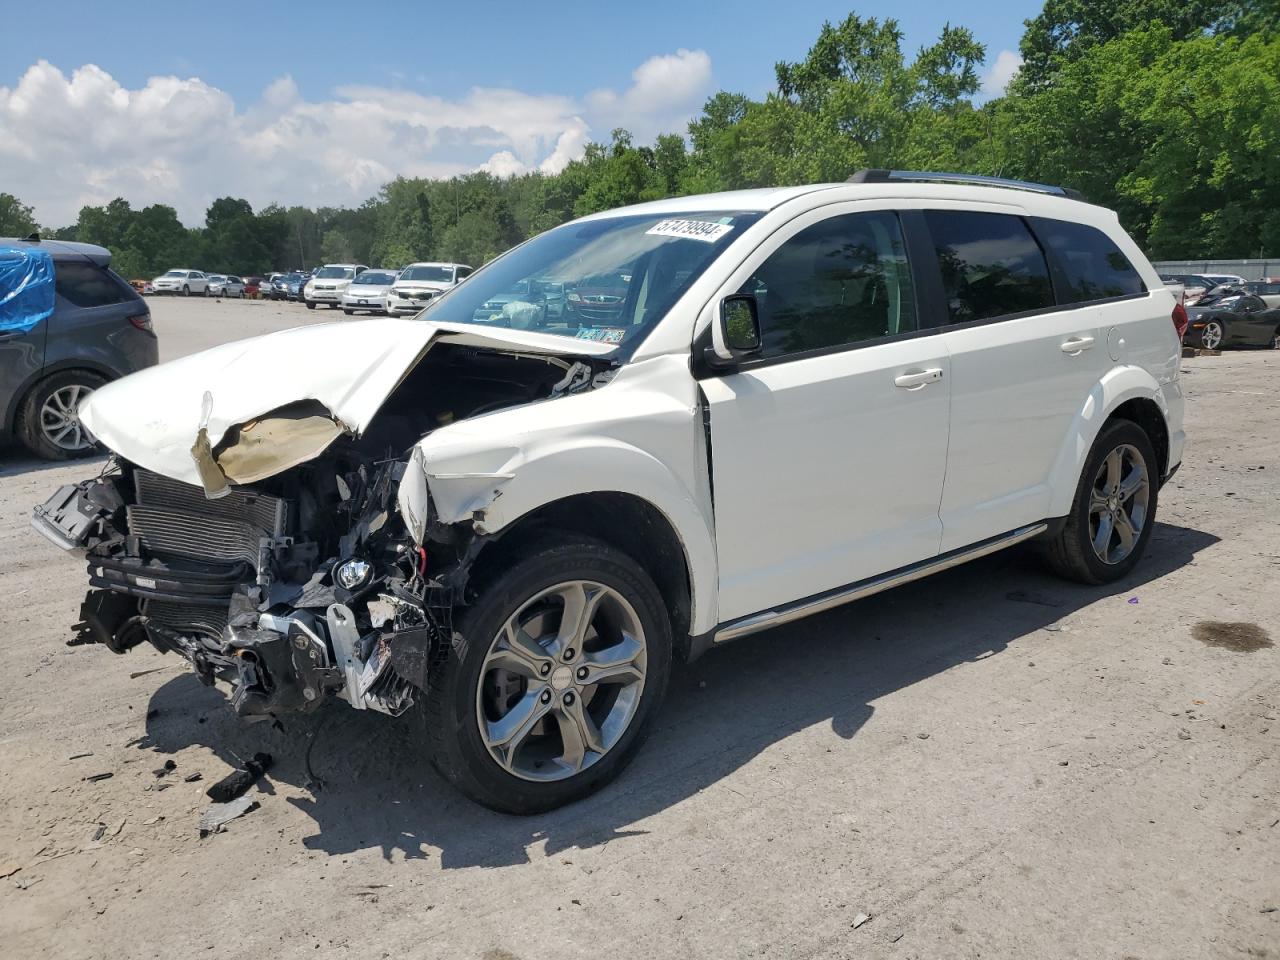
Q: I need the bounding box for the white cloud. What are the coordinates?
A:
[980,49,1023,98]
[0,52,714,227]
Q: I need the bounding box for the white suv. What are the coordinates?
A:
[33,171,1185,813]
[387,261,473,315]
[304,263,368,308]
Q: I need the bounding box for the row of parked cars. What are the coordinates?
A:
[169,262,478,315]
[1160,272,1280,350]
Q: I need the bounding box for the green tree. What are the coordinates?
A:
[1016,0,1229,91]
[0,193,39,236]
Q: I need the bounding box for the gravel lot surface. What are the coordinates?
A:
[0,296,1277,960]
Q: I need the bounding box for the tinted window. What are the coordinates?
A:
[925,211,1053,323]
[1034,219,1145,302]
[55,261,138,308]
[738,211,917,359]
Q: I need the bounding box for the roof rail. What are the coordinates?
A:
[847,169,1086,202]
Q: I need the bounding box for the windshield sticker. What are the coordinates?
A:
[575,327,626,343]
[645,219,734,243]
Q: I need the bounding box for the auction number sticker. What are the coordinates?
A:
[576,327,627,343]
[645,219,733,243]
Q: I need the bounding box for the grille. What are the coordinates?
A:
[128,470,287,569]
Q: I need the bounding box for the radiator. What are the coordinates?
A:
[128,469,288,569]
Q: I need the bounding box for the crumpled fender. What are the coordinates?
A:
[1046,364,1171,518]
[397,354,720,633]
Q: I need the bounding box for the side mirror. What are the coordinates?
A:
[706,295,762,368]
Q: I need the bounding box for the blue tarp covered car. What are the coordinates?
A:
[0,245,55,334]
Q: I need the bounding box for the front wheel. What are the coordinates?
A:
[422,537,672,814]
[343,308,353,315]
[1042,419,1159,584]
[182,285,190,297]
[1201,320,1223,350]
[305,301,315,310]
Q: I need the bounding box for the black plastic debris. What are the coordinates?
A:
[205,752,273,803]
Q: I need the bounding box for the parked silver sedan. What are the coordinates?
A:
[205,274,246,298]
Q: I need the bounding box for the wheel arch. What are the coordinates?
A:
[468,491,697,661]
[1047,367,1173,518]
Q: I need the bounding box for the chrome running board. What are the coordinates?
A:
[713,522,1049,644]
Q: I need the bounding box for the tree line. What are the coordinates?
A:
[2,0,1277,278]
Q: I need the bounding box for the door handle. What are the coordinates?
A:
[894,368,944,390]
[1061,335,1095,355]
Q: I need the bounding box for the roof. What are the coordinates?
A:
[577,178,1104,222]
[0,237,112,265]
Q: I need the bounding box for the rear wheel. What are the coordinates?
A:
[1042,419,1159,584]
[423,537,672,814]
[17,370,106,460]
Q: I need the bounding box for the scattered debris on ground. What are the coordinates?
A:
[206,753,273,803]
[198,796,260,838]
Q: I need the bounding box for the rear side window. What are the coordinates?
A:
[924,211,1053,324]
[1033,219,1146,303]
[739,211,917,359]
[54,261,138,308]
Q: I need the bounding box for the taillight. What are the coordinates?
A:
[129,312,153,333]
[1172,303,1189,339]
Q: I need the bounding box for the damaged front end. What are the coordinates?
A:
[33,332,612,722]
[36,454,453,719]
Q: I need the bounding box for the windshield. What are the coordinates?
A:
[420,212,760,349]
[163,270,185,277]
[401,265,454,282]
[353,271,396,285]
[315,266,355,280]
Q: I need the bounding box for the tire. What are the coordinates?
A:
[1200,319,1223,350]
[203,286,210,297]
[17,370,107,460]
[182,285,190,297]
[1042,418,1159,585]
[343,308,354,316]
[422,536,673,814]
[306,301,315,310]
[1271,326,1280,350]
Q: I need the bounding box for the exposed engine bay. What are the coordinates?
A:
[33,342,609,720]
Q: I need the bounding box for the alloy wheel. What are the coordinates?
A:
[1202,321,1223,350]
[39,383,95,452]
[476,580,647,782]
[1088,443,1150,565]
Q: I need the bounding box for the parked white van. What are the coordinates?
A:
[34,171,1186,813]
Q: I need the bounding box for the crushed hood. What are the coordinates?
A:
[80,318,615,489]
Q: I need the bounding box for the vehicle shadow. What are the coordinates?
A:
[0,448,107,479]
[140,521,1217,868]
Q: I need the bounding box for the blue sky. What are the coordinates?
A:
[0,0,1043,225]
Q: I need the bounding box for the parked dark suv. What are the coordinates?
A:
[1,237,159,459]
